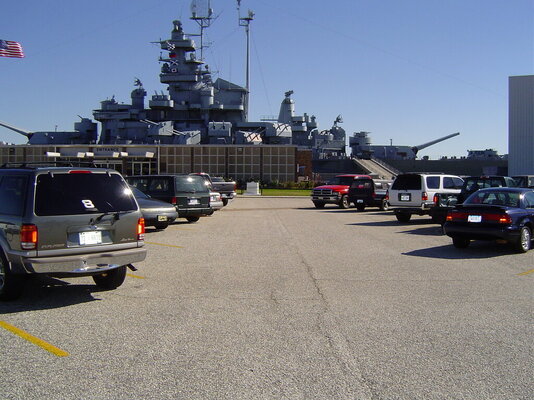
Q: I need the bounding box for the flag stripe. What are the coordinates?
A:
[0,40,25,58]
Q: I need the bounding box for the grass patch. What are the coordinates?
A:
[238,189,311,196]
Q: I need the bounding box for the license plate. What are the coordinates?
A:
[468,215,482,223]
[400,194,411,201]
[157,215,168,222]
[357,199,363,203]
[188,198,199,205]
[79,231,102,245]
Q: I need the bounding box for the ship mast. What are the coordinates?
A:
[237,0,254,121]
[190,0,214,61]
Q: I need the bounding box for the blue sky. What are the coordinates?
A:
[1,0,532,158]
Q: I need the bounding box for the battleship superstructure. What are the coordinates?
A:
[0,8,346,159]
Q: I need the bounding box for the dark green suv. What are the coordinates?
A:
[0,165,147,300]
[126,174,212,223]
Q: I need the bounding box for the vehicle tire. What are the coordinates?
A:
[513,226,531,253]
[395,212,411,222]
[186,216,200,223]
[356,204,365,211]
[339,195,350,209]
[313,202,325,209]
[154,222,169,230]
[0,252,25,301]
[452,237,470,249]
[222,198,228,206]
[380,199,389,211]
[93,265,127,290]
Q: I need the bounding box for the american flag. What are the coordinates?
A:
[0,40,25,58]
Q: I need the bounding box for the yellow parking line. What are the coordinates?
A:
[517,268,534,276]
[0,321,69,357]
[126,273,145,279]
[145,241,183,248]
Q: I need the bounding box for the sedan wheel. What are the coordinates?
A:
[514,226,531,253]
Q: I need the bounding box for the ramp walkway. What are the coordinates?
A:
[351,157,400,180]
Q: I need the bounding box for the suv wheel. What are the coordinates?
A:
[380,199,389,211]
[514,226,531,253]
[356,204,365,211]
[154,222,169,230]
[186,216,200,223]
[222,198,228,206]
[395,212,411,222]
[93,266,127,289]
[0,253,25,301]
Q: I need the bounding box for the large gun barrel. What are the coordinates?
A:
[411,132,460,155]
[0,120,33,139]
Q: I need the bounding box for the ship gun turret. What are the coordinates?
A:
[0,120,33,140]
[411,132,460,155]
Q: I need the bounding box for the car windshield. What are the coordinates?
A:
[464,190,520,207]
[35,172,137,216]
[463,178,507,191]
[329,176,355,185]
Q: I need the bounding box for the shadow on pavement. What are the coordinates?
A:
[0,276,101,313]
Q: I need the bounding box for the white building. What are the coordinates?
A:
[509,75,534,175]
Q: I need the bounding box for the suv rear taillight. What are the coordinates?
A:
[137,218,145,241]
[21,224,38,250]
[422,192,428,201]
[433,193,439,205]
[170,196,177,205]
[385,190,389,201]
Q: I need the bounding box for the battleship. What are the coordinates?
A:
[0,0,506,180]
[0,1,348,161]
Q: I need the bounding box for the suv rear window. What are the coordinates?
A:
[175,175,208,192]
[35,172,137,216]
[350,179,373,189]
[391,175,421,190]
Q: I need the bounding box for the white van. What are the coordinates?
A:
[387,173,464,222]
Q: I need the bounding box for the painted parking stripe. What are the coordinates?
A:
[0,321,69,357]
[517,268,534,276]
[145,241,184,248]
[126,273,146,279]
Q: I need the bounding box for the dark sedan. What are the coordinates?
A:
[130,186,178,230]
[443,187,534,252]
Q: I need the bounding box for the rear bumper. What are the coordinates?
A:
[177,206,213,217]
[12,246,147,275]
[220,192,236,200]
[443,223,519,242]
[390,203,433,215]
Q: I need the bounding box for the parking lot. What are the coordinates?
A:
[1,196,532,399]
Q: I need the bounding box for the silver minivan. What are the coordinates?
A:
[387,173,464,222]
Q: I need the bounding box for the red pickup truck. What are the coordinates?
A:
[311,174,372,209]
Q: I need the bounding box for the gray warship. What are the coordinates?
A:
[0,0,487,180]
[0,1,346,160]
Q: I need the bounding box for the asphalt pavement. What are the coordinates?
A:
[1,197,532,399]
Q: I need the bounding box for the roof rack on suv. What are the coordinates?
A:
[0,161,100,169]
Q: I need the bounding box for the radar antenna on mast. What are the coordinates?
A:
[237,0,254,121]
[190,0,216,60]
